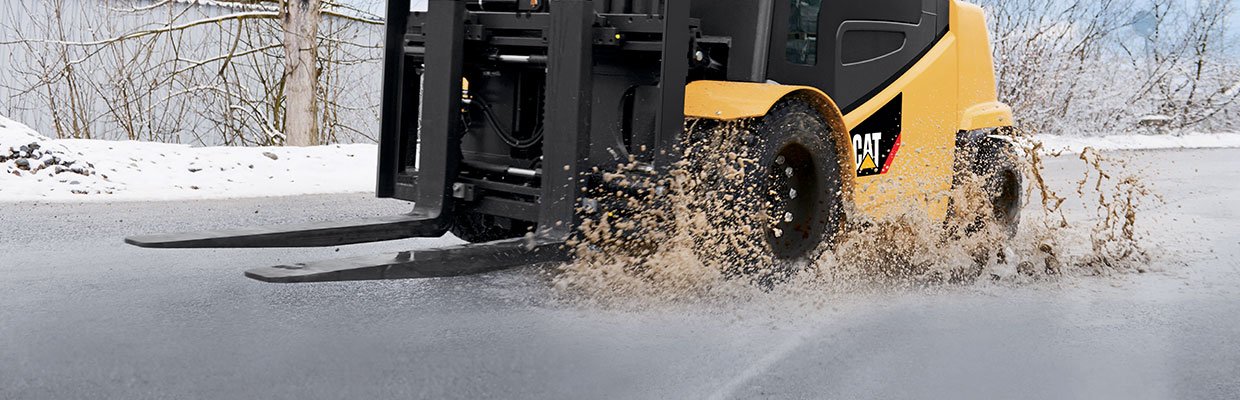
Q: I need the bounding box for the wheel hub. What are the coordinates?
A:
[765,143,822,260]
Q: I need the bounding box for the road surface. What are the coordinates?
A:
[2,148,1238,399]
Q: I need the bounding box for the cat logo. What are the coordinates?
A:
[850,95,903,177]
[855,132,883,172]
[851,132,901,176]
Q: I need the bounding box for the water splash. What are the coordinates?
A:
[553,123,1158,307]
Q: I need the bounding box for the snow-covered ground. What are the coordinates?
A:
[1,115,376,202]
[1034,132,1240,153]
[3,114,1239,202]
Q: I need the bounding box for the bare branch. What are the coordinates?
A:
[0,11,279,47]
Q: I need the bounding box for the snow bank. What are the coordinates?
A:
[1034,133,1240,153]
[4,114,1240,203]
[1,115,376,202]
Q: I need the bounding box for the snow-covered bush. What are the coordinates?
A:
[976,0,1240,135]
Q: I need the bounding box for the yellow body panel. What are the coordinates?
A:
[842,34,959,220]
[953,2,1013,130]
[685,81,830,120]
[961,101,1014,131]
[683,81,851,139]
[682,0,1009,222]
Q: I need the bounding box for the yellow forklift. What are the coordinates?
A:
[128,0,1021,283]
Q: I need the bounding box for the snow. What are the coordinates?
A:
[171,0,383,20]
[1,115,377,202]
[170,0,275,12]
[1137,114,1173,123]
[1226,80,1240,97]
[4,114,1240,203]
[1034,132,1240,153]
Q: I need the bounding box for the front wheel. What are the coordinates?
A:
[698,97,847,284]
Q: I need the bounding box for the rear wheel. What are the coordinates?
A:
[704,97,846,284]
[951,131,1023,236]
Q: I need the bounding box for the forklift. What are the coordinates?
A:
[127,0,1021,283]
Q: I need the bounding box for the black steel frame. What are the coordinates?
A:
[378,0,694,239]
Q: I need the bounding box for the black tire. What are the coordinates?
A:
[450,213,534,243]
[952,132,1023,236]
[707,97,846,283]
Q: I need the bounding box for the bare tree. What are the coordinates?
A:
[0,0,384,146]
[280,0,324,146]
[977,0,1129,134]
[1127,0,1240,130]
[975,0,1239,135]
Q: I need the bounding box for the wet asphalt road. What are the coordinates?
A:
[2,149,1238,399]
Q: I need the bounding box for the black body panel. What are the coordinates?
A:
[766,0,951,112]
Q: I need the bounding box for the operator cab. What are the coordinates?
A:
[692,0,950,112]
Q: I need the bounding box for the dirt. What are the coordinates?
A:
[553,123,1159,307]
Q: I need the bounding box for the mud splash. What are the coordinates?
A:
[552,122,769,306]
[552,123,1158,307]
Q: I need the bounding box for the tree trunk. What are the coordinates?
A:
[281,0,322,146]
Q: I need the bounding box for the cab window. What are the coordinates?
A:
[786,0,821,65]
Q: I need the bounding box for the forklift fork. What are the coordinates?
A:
[125,0,684,283]
[123,0,591,282]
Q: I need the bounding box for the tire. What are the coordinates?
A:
[952,131,1023,236]
[450,213,534,243]
[703,97,846,283]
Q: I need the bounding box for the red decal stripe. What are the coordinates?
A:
[880,133,902,175]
